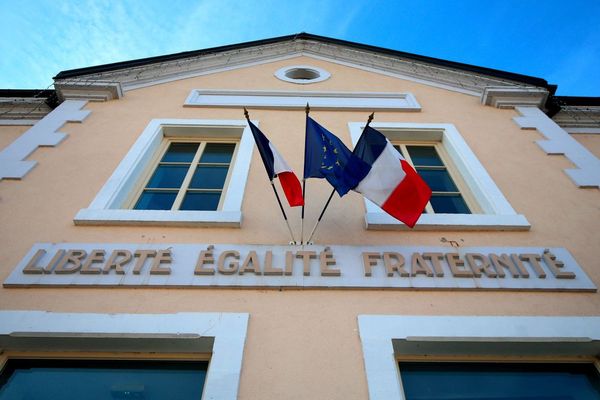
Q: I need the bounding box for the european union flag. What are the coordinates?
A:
[304,116,369,196]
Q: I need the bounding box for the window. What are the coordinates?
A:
[357,315,600,400]
[74,119,254,227]
[0,359,208,399]
[0,311,249,400]
[132,141,237,211]
[400,362,600,399]
[274,65,331,84]
[348,122,530,230]
[393,144,475,214]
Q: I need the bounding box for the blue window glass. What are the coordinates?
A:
[134,191,177,210]
[406,146,444,166]
[416,169,459,192]
[400,362,600,400]
[0,359,208,400]
[200,143,236,163]
[180,192,222,211]
[161,143,200,163]
[147,165,189,189]
[430,194,470,214]
[189,166,230,189]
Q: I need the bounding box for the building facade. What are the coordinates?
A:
[1,33,600,399]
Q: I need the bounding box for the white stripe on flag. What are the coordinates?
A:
[268,142,292,175]
[354,141,407,206]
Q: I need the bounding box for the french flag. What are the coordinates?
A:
[247,120,304,207]
[352,126,431,227]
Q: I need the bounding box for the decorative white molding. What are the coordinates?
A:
[481,86,549,109]
[358,315,600,400]
[0,310,249,400]
[74,118,254,227]
[0,97,53,120]
[54,81,123,102]
[552,106,600,130]
[0,119,39,126]
[348,122,530,230]
[365,212,530,231]
[75,209,242,227]
[513,106,600,188]
[185,89,421,111]
[53,39,540,97]
[564,128,600,134]
[274,64,331,84]
[0,100,90,180]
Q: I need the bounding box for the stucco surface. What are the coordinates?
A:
[572,133,600,158]
[1,56,599,400]
[0,125,29,151]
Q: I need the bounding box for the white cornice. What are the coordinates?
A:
[52,39,547,101]
[552,106,600,129]
[481,86,549,109]
[0,97,53,120]
[54,81,123,102]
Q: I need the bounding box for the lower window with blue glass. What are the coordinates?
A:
[399,361,600,400]
[0,359,208,399]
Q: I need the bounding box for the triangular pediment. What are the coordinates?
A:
[52,33,552,108]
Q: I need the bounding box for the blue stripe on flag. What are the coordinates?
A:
[248,120,275,179]
[352,126,388,166]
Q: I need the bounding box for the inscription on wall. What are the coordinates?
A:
[3,243,596,291]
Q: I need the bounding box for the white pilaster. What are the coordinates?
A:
[0,100,90,180]
[513,106,600,188]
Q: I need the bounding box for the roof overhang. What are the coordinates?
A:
[0,89,57,123]
[52,33,556,110]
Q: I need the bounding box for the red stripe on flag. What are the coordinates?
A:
[381,160,431,228]
[277,171,304,207]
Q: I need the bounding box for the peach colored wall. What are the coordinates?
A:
[0,125,29,151]
[1,56,599,400]
[572,133,600,158]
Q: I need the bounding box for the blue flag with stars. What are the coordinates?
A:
[304,116,370,196]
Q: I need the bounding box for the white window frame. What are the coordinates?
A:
[74,119,255,227]
[358,315,600,400]
[128,138,239,211]
[0,311,249,400]
[348,122,530,230]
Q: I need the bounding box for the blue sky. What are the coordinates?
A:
[2,0,599,96]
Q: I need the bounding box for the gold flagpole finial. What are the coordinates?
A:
[305,103,310,115]
[243,107,250,120]
[367,112,375,125]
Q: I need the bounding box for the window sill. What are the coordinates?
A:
[365,212,530,231]
[74,209,242,227]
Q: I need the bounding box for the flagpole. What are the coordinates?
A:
[301,103,310,245]
[305,187,335,244]
[301,179,306,244]
[305,112,375,244]
[270,180,297,245]
[244,107,297,245]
